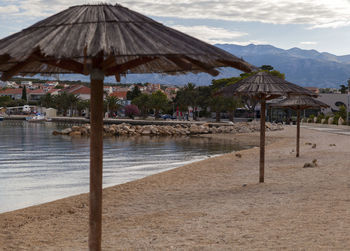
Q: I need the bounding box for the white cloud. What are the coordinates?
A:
[300,41,318,45]
[231,40,269,46]
[117,0,350,29]
[3,0,350,29]
[0,5,20,14]
[170,25,247,44]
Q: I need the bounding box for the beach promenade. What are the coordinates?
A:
[0,126,349,250]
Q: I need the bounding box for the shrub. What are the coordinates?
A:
[125,104,140,118]
[324,115,330,123]
[309,114,315,123]
[333,114,340,125]
[316,114,324,123]
[338,105,346,120]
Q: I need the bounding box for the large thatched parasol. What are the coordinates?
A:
[219,71,315,183]
[270,95,329,157]
[0,4,255,250]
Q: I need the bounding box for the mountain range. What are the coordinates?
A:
[216,44,350,88]
[58,44,350,88]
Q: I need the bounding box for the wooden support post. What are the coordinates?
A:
[259,96,266,183]
[296,109,300,158]
[89,68,104,251]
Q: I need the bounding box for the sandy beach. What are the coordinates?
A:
[0,126,349,250]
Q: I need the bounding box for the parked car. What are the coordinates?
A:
[161,114,176,120]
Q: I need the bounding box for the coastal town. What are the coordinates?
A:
[0,76,349,126]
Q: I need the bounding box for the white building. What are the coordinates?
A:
[317,93,349,113]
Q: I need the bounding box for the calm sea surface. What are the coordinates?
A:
[0,120,255,213]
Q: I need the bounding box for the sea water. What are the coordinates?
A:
[0,120,254,213]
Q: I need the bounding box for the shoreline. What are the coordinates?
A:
[1,126,350,250]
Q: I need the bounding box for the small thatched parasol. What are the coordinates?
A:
[270,95,329,157]
[219,71,315,183]
[0,4,255,250]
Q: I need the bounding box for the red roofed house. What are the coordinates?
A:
[47,88,60,95]
[27,88,46,101]
[110,91,127,100]
[0,88,23,100]
[60,85,91,100]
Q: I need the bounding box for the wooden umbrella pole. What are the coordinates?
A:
[259,95,266,183]
[89,69,104,251]
[296,109,300,158]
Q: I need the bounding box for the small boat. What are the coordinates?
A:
[27,114,46,122]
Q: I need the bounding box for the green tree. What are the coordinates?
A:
[223,97,242,122]
[104,96,121,116]
[21,86,27,101]
[126,86,141,100]
[260,65,274,71]
[132,93,151,117]
[195,86,212,117]
[339,84,347,94]
[150,90,169,117]
[77,99,90,116]
[174,83,200,119]
[209,96,226,122]
[40,93,56,108]
[210,78,241,122]
[0,96,12,107]
[53,92,80,116]
[338,105,347,119]
[6,99,26,107]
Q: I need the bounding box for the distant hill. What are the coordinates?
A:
[215,44,350,88]
[55,44,350,88]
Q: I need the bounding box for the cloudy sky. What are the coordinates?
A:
[1,0,350,55]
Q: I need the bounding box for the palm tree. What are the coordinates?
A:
[40,93,55,108]
[209,96,226,122]
[104,95,121,117]
[224,97,242,122]
[77,99,90,116]
[68,93,80,117]
[174,83,199,119]
[53,92,80,116]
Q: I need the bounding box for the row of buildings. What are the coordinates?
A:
[0,80,178,103]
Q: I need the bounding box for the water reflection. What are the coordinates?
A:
[0,120,254,213]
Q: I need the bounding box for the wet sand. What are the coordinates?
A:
[0,126,349,250]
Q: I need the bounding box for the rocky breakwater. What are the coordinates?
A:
[53,121,283,137]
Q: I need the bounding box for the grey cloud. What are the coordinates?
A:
[3,0,350,29]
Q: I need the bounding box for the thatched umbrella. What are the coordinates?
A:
[219,71,315,183]
[0,4,255,250]
[270,95,329,157]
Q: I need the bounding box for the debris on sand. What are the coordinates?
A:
[303,159,318,168]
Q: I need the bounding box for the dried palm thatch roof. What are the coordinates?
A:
[219,71,316,100]
[270,94,329,110]
[0,4,255,81]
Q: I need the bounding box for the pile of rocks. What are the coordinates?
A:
[53,121,283,137]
